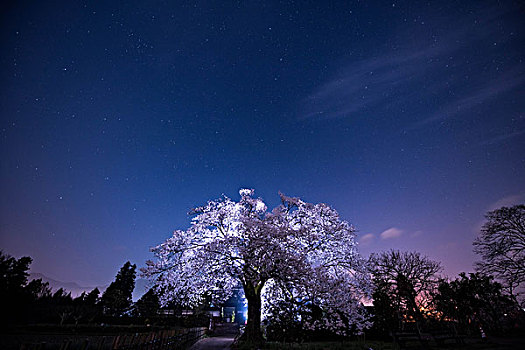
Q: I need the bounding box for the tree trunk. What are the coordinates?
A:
[240,284,264,343]
[408,295,423,322]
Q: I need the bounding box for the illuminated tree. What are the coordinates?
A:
[143,189,371,342]
[473,204,525,304]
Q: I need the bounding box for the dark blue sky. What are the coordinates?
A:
[1,0,524,287]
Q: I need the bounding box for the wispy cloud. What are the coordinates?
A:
[411,230,423,238]
[474,194,525,233]
[300,4,524,128]
[380,227,403,240]
[359,233,375,245]
[480,128,525,146]
[301,45,450,120]
[487,194,524,211]
[408,69,525,130]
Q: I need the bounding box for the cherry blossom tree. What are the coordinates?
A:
[142,189,372,342]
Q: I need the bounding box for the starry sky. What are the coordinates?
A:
[1,1,524,288]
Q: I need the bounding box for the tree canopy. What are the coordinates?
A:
[143,189,372,341]
[369,250,442,323]
[134,288,160,318]
[0,251,32,297]
[434,272,515,333]
[101,261,137,317]
[473,204,525,304]
[0,251,33,325]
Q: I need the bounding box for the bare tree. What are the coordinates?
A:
[473,204,525,305]
[369,250,442,324]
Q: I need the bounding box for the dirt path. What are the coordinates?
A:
[188,335,236,350]
[188,323,239,350]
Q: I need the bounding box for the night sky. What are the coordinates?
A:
[1,1,524,288]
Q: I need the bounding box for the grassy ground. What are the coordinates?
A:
[237,340,394,349]
[235,337,525,349]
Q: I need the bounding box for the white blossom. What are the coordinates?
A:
[142,189,372,336]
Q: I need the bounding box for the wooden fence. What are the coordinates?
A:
[19,327,207,350]
[113,327,206,350]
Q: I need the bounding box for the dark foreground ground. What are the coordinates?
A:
[2,325,523,350]
[232,335,525,350]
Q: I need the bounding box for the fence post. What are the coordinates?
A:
[59,340,71,350]
[79,339,89,350]
[112,335,121,350]
[96,337,106,350]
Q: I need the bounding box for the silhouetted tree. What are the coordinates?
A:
[70,292,87,325]
[85,287,100,305]
[473,204,525,305]
[0,251,32,296]
[46,288,74,324]
[369,250,442,325]
[84,287,102,322]
[370,279,399,337]
[0,251,33,324]
[25,279,54,323]
[25,278,52,300]
[134,288,160,318]
[0,251,88,325]
[66,288,102,324]
[101,261,137,316]
[434,273,516,334]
